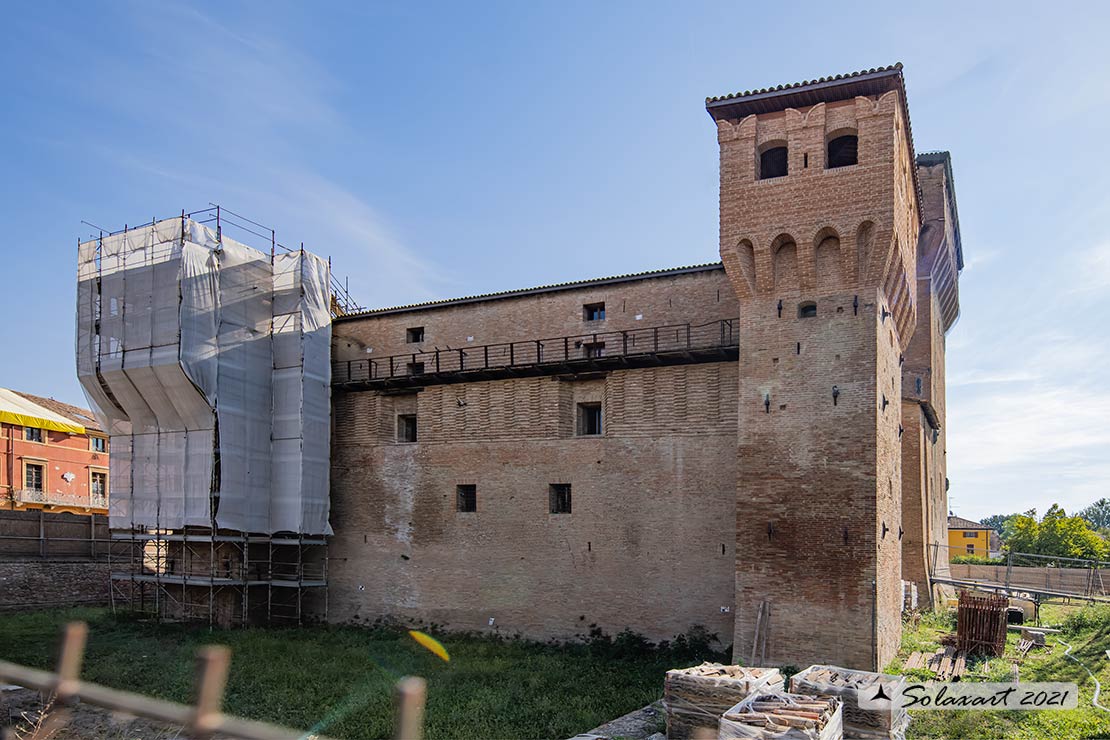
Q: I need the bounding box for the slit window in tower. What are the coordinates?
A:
[760,146,788,179]
[583,302,606,321]
[397,414,418,443]
[577,402,602,436]
[827,135,859,168]
[456,484,476,513]
[549,483,572,514]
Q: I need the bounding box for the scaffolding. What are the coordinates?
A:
[76,206,347,626]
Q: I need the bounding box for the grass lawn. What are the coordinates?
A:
[0,609,709,739]
[892,603,1110,740]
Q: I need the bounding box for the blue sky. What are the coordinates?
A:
[2,1,1108,521]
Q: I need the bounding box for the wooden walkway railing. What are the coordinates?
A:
[0,622,426,740]
[333,317,739,387]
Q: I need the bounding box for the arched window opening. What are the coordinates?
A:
[827,134,858,168]
[798,301,817,319]
[760,146,788,179]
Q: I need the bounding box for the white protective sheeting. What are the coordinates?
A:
[76,217,333,535]
[270,251,332,534]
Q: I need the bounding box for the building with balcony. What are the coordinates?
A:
[0,388,109,516]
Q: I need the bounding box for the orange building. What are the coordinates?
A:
[0,388,108,516]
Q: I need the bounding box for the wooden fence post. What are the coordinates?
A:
[191,646,231,739]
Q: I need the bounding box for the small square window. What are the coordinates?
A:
[25,427,43,443]
[966,544,975,554]
[456,484,476,513]
[583,342,605,359]
[407,361,425,376]
[25,463,44,492]
[397,414,418,443]
[549,483,572,514]
[406,327,425,343]
[577,403,602,436]
[91,436,107,453]
[583,302,605,321]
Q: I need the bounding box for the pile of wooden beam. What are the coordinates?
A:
[903,647,967,680]
[718,693,842,740]
[663,663,784,740]
[956,591,1008,657]
[791,665,908,739]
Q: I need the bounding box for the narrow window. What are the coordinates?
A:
[583,302,606,321]
[827,135,858,168]
[25,427,43,443]
[798,301,817,319]
[583,342,605,359]
[456,484,476,513]
[91,471,107,500]
[407,361,425,376]
[406,327,425,343]
[759,146,788,179]
[577,403,602,436]
[397,414,418,443]
[25,463,44,492]
[915,377,923,394]
[91,436,107,453]
[549,483,572,514]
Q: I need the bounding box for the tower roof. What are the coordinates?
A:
[706,64,905,120]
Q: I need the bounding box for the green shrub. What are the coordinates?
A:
[950,554,1007,565]
[1060,604,1110,634]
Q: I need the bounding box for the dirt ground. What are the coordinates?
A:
[1,687,186,740]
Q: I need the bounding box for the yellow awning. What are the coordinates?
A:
[0,388,86,435]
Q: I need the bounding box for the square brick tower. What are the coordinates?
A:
[707,65,921,670]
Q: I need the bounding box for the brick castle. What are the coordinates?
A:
[324,64,963,670]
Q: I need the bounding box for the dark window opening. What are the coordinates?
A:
[456,484,476,513]
[406,327,425,343]
[91,436,107,453]
[549,483,572,514]
[915,377,923,394]
[24,427,43,443]
[397,414,418,443]
[583,341,605,359]
[577,403,602,436]
[759,146,788,179]
[25,463,44,492]
[827,135,858,168]
[407,361,425,376]
[798,301,817,319]
[583,302,606,321]
[966,544,975,554]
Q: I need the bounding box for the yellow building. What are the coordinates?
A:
[947,515,997,557]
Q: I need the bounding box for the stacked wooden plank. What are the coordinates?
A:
[718,693,842,740]
[956,591,1008,657]
[790,665,907,739]
[663,663,784,740]
[904,648,967,680]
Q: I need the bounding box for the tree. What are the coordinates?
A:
[1001,505,1109,562]
[1079,498,1110,530]
[980,513,1021,540]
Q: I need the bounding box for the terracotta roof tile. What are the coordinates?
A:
[12,391,102,433]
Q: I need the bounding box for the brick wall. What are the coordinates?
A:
[328,362,738,644]
[0,511,112,611]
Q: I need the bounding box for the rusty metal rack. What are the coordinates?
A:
[333,318,739,390]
